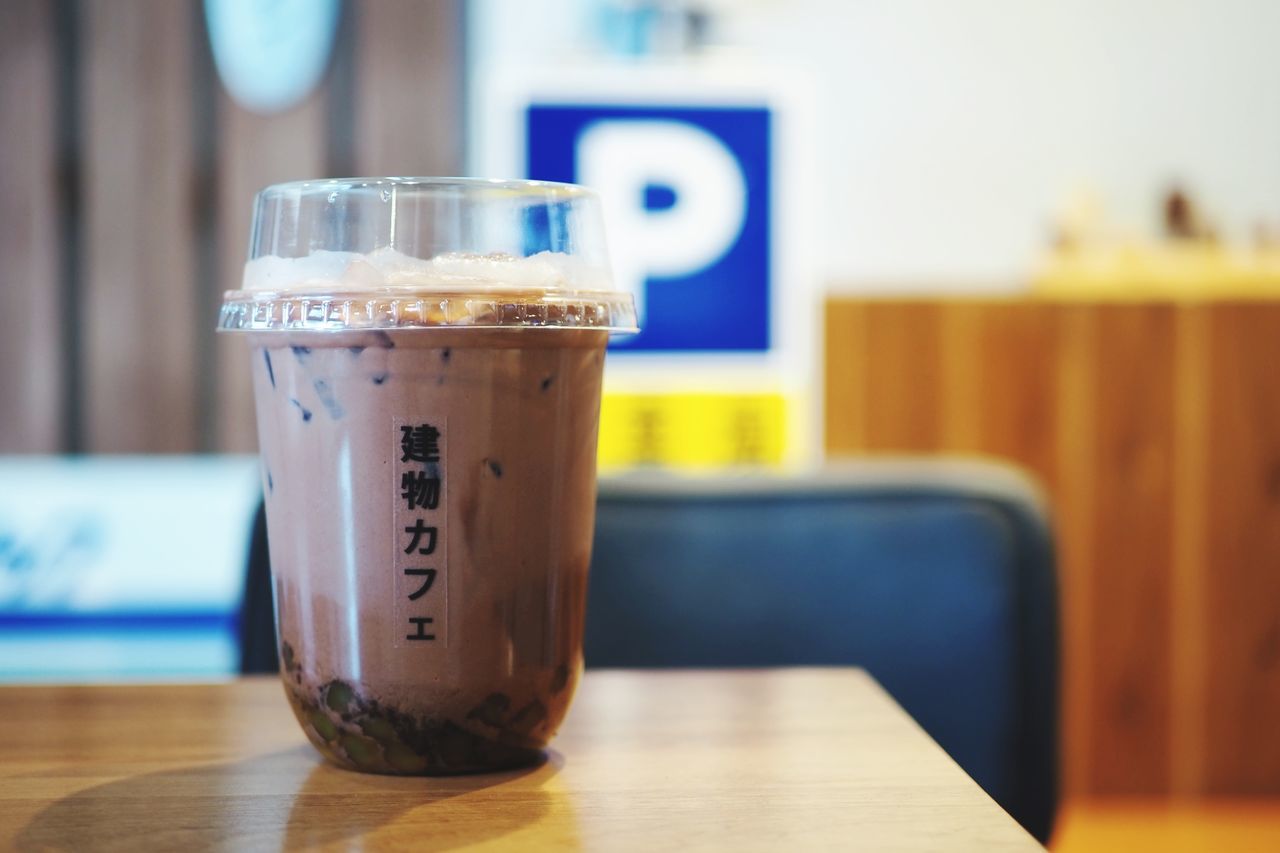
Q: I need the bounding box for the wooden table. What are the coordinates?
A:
[0,669,1041,851]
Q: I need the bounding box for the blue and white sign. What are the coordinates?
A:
[0,457,261,682]
[471,64,820,467]
[527,105,771,352]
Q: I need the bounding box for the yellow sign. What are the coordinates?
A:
[598,392,788,470]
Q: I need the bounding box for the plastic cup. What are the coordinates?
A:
[217,178,637,774]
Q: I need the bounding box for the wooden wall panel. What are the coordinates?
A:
[824,301,869,450]
[354,0,463,175]
[1170,305,1210,796]
[1053,305,1098,798]
[1087,306,1175,793]
[80,0,197,452]
[1,0,469,456]
[862,302,946,450]
[212,92,329,453]
[961,304,1062,482]
[1203,303,1280,793]
[826,297,1280,797]
[0,0,63,452]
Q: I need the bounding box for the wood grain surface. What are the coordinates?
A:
[0,671,1041,852]
[0,0,63,452]
[826,297,1280,798]
[1086,305,1175,794]
[0,0,463,455]
[81,0,198,452]
[354,0,462,176]
[1202,304,1280,793]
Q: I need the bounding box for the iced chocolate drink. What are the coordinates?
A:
[218,179,636,774]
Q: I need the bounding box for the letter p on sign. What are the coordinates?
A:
[527,104,772,352]
[578,120,747,325]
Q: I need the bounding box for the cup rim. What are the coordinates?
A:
[256,176,595,201]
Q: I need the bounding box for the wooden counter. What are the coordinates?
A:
[826,297,1280,797]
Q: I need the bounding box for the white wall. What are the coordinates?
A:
[469,0,1280,289]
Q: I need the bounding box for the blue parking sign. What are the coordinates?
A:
[526,105,771,352]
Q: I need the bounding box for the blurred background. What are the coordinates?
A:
[3,0,1279,848]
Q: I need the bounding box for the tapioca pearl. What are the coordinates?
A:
[372,372,389,385]
[291,345,312,362]
[290,398,313,421]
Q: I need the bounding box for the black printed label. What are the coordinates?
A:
[393,417,448,648]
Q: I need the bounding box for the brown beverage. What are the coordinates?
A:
[255,329,604,772]
[219,179,636,774]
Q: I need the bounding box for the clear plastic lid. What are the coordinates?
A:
[217,177,638,333]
